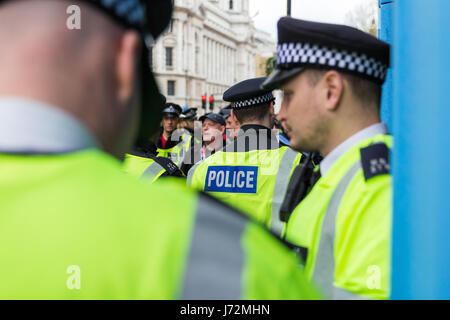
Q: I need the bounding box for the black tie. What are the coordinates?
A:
[280,154,315,222]
[309,167,321,191]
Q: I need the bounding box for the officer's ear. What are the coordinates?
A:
[116,31,141,104]
[269,102,275,120]
[322,70,344,112]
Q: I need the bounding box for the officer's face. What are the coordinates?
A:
[225,115,240,140]
[185,119,195,131]
[278,71,329,152]
[162,116,177,133]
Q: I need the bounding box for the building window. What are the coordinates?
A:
[167,81,175,96]
[229,0,233,10]
[165,47,173,67]
[168,19,173,33]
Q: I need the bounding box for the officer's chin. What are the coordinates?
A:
[293,139,317,154]
[290,137,306,153]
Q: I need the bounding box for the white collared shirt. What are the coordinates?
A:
[0,97,99,153]
[320,123,389,176]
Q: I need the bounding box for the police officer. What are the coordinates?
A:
[180,107,198,135]
[220,104,240,141]
[156,103,182,159]
[178,108,203,176]
[262,17,392,299]
[0,1,320,299]
[188,77,302,236]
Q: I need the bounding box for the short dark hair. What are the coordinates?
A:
[233,102,271,124]
[305,69,382,108]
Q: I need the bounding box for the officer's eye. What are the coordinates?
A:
[284,92,292,104]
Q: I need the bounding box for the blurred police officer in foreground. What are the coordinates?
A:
[263,17,392,299]
[188,77,302,237]
[0,1,320,299]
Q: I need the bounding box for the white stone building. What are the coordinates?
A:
[254,28,277,77]
[150,0,258,113]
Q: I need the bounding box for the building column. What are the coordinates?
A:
[177,19,184,74]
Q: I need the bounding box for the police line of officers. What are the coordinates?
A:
[0,0,392,300]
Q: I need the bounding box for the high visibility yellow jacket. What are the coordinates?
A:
[156,131,192,167]
[285,133,392,300]
[0,89,322,300]
[123,153,165,180]
[0,149,321,299]
[188,125,302,236]
[123,152,184,182]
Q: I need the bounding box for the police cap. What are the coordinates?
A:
[78,0,172,40]
[223,77,275,110]
[199,113,226,126]
[162,103,182,118]
[180,107,198,121]
[0,1,173,40]
[262,17,391,90]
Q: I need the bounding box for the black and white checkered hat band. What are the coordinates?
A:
[277,42,388,83]
[100,0,144,27]
[233,93,274,109]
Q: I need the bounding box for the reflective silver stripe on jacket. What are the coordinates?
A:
[312,161,362,299]
[186,161,203,186]
[181,195,247,299]
[175,143,185,167]
[333,286,370,300]
[140,161,164,179]
[270,148,299,236]
[175,134,191,167]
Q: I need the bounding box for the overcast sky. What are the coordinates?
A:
[249,0,377,40]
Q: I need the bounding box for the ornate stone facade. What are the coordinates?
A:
[151,0,263,113]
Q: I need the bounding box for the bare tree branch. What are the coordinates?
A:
[344,0,378,37]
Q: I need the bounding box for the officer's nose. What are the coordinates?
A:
[278,102,287,123]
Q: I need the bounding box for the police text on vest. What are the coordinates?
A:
[205,166,258,193]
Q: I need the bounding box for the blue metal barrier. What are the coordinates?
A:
[391,0,450,299]
[379,0,394,132]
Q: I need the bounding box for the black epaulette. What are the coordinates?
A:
[153,157,185,177]
[129,150,152,159]
[360,143,391,181]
